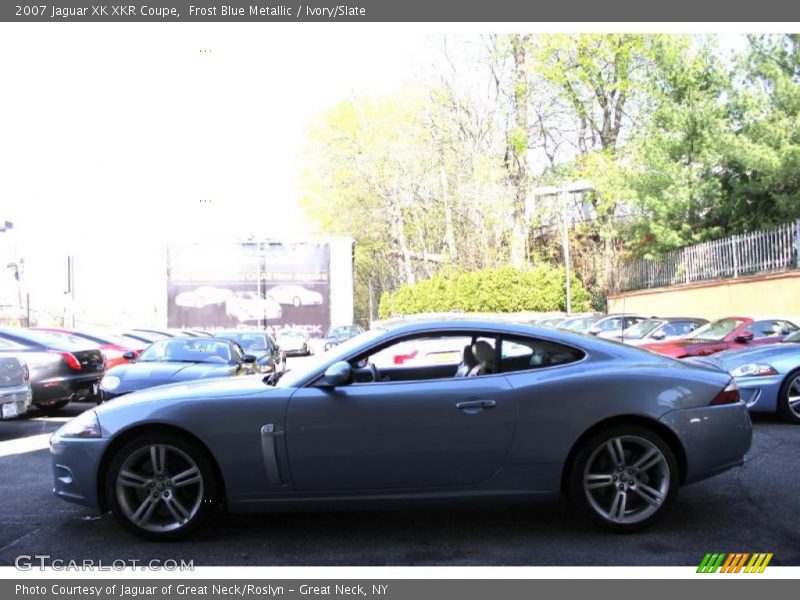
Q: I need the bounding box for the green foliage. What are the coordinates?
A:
[378,266,591,318]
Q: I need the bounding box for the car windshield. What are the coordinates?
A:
[621,319,664,340]
[687,318,745,342]
[274,328,386,388]
[784,331,800,343]
[328,326,358,337]
[216,332,268,352]
[137,339,233,363]
[280,330,304,338]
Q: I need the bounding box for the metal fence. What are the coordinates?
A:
[618,220,800,292]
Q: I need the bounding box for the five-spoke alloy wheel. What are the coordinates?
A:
[570,425,678,531]
[105,433,219,540]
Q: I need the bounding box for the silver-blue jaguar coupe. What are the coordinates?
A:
[50,320,752,540]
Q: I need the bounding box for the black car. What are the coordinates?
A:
[323,325,365,351]
[99,337,258,401]
[214,329,285,374]
[0,328,105,410]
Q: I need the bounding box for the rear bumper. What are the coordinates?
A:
[0,385,33,418]
[32,375,102,405]
[660,402,752,485]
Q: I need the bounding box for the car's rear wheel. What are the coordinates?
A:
[569,425,678,532]
[777,369,800,424]
[104,432,219,541]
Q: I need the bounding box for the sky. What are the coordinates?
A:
[0,25,756,327]
[0,24,431,325]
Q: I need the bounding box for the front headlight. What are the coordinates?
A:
[731,363,779,378]
[53,410,102,440]
[100,375,121,391]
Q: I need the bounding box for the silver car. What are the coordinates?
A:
[50,320,751,540]
[1,355,32,419]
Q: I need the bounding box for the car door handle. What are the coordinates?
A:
[456,399,496,410]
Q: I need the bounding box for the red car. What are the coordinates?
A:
[31,328,142,369]
[639,316,800,359]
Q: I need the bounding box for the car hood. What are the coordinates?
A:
[691,343,800,371]
[108,361,235,392]
[95,373,278,414]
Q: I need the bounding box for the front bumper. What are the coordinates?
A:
[734,374,782,413]
[660,401,752,485]
[50,435,108,508]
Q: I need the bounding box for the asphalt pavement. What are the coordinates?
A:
[1,357,799,567]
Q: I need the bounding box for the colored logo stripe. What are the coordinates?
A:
[697,553,773,573]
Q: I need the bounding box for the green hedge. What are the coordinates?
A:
[378,266,590,318]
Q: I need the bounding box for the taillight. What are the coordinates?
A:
[710,380,740,406]
[393,350,418,365]
[51,351,82,372]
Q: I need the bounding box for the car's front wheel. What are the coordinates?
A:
[569,425,678,532]
[104,432,219,540]
[778,369,800,424]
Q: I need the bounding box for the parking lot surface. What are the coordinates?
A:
[1,356,798,567]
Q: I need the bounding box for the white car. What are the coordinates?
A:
[266,284,323,308]
[174,286,233,309]
[225,292,283,322]
[276,329,311,356]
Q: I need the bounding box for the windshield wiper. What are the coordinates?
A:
[265,369,290,386]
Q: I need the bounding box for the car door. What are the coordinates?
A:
[285,337,517,492]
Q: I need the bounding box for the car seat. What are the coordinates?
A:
[454,345,478,377]
[468,341,495,376]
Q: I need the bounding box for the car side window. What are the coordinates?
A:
[499,336,584,373]
[743,320,786,338]
[662,322,695,337]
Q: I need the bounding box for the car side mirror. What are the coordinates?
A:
[588,327,601,335]
[735,332,754,343]
[321,361,351,387]
[242,354,258,363]
[122,351,137,360]
[650,331,666,340]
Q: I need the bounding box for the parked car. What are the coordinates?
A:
[265,284,323,308]
[322,325,365,351]
[174,286,233,309]
[532,316,568,328]
[98,337,258,402]
[214,329,285,373]
[51,320,751,540]
[225,292,283,323]
[614,318,709,346]
[275,328,310,357]
[0,355,32,419]
[557,314,604,333]
[32,327,141,369]
[640,316,799,359]
[687,330,800,423]
[0,328,105,410]
[590,314,650,339]
[120,330,171,347]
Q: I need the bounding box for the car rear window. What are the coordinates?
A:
[499,336,584,373]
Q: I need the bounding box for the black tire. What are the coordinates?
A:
[104,432,220,541]
[777,369,800,424]
[568,424,679,532]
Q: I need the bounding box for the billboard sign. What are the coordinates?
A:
[167,241,332,337]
